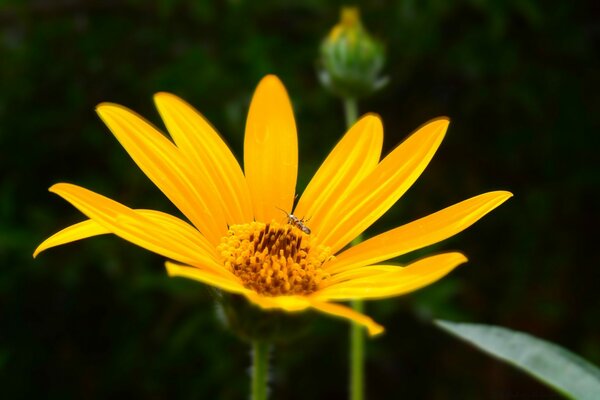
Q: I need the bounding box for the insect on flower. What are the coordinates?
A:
[275,206,312,235]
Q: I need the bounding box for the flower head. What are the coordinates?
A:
[35,75,511,336]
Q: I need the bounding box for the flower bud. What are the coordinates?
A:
[319,7,388,99]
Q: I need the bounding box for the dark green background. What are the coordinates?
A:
[1,1,598,398]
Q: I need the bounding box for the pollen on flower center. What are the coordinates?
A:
[217,221,333,296]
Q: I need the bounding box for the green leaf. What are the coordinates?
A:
[435,320,600,399]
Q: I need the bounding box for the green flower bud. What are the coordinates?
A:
[319,7,388,99]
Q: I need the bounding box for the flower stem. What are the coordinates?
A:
[252,341,269,400]
[344,97,359,129]
[350,299,365,400]
[344,97,366,400]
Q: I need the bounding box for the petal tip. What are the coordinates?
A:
[441,251,468,266]
[368,324,385,337]
[361,112,382,121]
[420,116,450,136]
[456,253,469,265]
[154,91,173,99]
[48,183,66,194]
[260,74,283,86]
[153,91,180,105]
[432,116,450,130]
[359,113,383,129]
[433,115,450,124]
[486,190,514,207]
[95,103,134,121]
[95,102,118,114]
[255,75,289,99]
[409,116,450,144]
[164,261,177,277]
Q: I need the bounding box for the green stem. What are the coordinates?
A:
[350,299,365,400]
[252,341,269,400]
[344,97,365,400]
[344,97,359,129]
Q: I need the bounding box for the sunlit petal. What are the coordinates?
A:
[97,103,227,243]
[48,183,224,273]
[244,292,311,312]
[322,265,401,287]
[154,93,253,225]
[244,75,298,222]
[314,252,467,301]
[34,219,109,258]
[165,261,248,294]
[308,300,384,337]
[295,115,383,236]
[317,118,449,253]
[326,191,512,274]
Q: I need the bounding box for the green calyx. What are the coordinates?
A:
[215,292,315,344]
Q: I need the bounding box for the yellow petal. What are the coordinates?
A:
[243,292,311,312]
[154,93,253,225]
[322,265,401,287]
[126,209,217,258]
[33,219,109,258]
[244,75,298,222]
[308,300,384,337]
[313,252,467,301]
[242,293,384,336]
[326,191,512,275]
[96,103,227,244]
[48,183,225,274]
[294,115,383,236]
[318,117,449,253]
[165,261,248,294]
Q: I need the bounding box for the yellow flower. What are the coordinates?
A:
[34,75,511,336]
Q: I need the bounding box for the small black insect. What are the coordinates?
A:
[275,207,311,234]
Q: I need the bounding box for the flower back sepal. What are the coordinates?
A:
[215,292,315,344]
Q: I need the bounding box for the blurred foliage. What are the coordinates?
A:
[0,0,598,398]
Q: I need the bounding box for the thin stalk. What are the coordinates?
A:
[350,298,365,400]
[344,97,359,129]
[252,341,269,400]
[344,97,365,400]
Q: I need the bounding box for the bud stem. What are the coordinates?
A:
[343,98,359,130]
[252,341,270,400]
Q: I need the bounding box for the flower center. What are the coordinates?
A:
[217,221,332,296]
